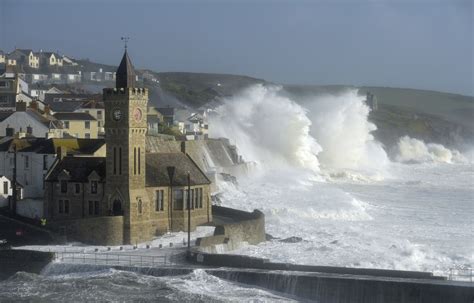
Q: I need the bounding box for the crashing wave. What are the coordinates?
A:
[394,136,466,163]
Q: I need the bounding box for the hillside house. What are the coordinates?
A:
[0,138,105,215]
[0,72,32,110]
[53,112,98,139]
[38,52,63,67]
[8,49,40,68]
[0,109,63,138]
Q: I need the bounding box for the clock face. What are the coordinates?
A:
[133,108,142,122]
[112,109,122,121]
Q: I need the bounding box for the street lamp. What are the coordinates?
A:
[187,172,191,252]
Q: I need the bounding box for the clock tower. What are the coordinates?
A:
[103,49,149,244]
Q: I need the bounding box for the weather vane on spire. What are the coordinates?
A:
[121,36,130,50]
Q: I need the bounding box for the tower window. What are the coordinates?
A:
[113,147,117,175]
[119,147,122,175]
[138,199,143,214]
[138,147,141,175]
[134,147,137,175]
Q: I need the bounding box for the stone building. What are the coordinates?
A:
[44,50,212,245]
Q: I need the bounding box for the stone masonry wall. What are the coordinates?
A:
[51,216,124,246]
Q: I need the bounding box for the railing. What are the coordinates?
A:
[448,268,473,282]
[54,251,181,267]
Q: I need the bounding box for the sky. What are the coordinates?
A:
[1,0,473,96]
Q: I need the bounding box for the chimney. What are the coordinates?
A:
[56,146,67,160]
[180,141,186,154]
[29,100,38,110]
[16,101,27,112]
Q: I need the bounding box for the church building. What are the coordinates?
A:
[44,50,212,245]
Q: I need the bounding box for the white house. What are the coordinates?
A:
[0,175,12,207]
[0,109,63,138]
[0,137,106,200]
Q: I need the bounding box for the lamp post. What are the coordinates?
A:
[187,172,191,252]
[166,166,175,232]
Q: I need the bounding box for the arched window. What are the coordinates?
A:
[119,147,122,175]
[138,199,142,214]
[112,199,122,216]
[133,147,137,175]
[138,147,141,175]
[113,147,117,175]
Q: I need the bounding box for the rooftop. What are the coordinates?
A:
[146,153,211,187]
[46,156,106,182]
[53,112,96,121]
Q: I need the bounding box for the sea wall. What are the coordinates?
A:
[196,206,265,252]
[50,216,124,246]
[207,268,473,303]
[0,250,54,280]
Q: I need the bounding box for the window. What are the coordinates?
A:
[3,181,7,194]
[91,181,98,194]
[113,147,117,175]
[60,180,67,193]
[85,133,90,139]
[138,147,141,175]
[64,121,69,129]
[119,148,122,175]
[156,190,164,211]
[75,183,80,194]
[64,200,69,214]
[138,199,143,214]
[24,156,29,169]
[58,200,64,213]
[88,201,93,215]
[94,201,99,215]
[43,155,48,170]
[134,148,137,175]
[199,188,203,208]
[187,189,193,210]
[26,126,32,134]
[173,189,184,210]
[0,81,8,87]
[193,188,199,208]
[97,110,102,119]
[85,121,90,129]
[6,128,14,136]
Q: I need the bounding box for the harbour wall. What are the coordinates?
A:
[196,205,266,252]
[35,262,474,303]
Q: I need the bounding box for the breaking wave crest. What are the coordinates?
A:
[209,85,388,177]
[394,136,466,164]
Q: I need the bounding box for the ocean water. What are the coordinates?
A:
[210,85,473,277]
[218,161,473,277]
[0,268,298,302]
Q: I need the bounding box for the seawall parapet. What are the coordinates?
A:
[196,205,265,252]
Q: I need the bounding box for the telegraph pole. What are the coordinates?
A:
[11,144,17,214]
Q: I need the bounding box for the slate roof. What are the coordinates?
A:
[53,112,96,121]
[116,50,136,88]
[46,156,106,182]
[156,107,175,116]
[26,109,62,128]
[146,153,211,187]
[0,111,14,122]
[44,93,98,104]
[0,137,105,154]
[48,101,83,113]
